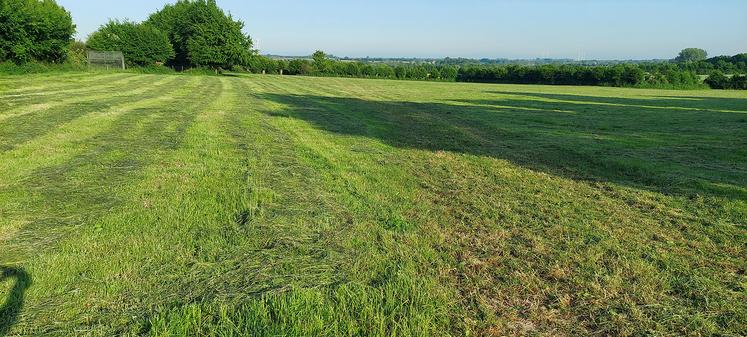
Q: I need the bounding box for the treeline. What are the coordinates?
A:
[437,51,747,75]
[238,49,747,89]
[437,57,663,67]
[679,54,747,75]
[457,64,703,88]
[243,52,458,81]
[238,53,705,88]
[1,1,744,90]
[704,71,747,89]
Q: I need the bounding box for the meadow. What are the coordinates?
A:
[0,72,745,336]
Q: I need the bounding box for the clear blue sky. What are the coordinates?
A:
[57,0,747,60]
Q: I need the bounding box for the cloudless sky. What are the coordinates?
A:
[57,0,747,60]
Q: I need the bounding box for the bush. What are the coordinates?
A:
[288,59,313,75]
[730,75,747,90]
[0,0,75,63]
[67,40,87,66]
[87,20,174,66]
[705,70,730,89]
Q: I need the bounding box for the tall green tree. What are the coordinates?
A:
[87,20,174,66]
[0,0,75,63]
[312,50,330,73]
[675,48,708,63]
[147,0,254,69]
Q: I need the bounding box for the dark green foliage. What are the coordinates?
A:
[730,74,747,89]
[440,66,458,80]
[458,63,703,88]
[0,0,75,63]
[638,63,704,88]
[242,54,460,81]
[706,70,747,89]
[674,52,747,75]
[147,0,254,69]
[243,56,266,73]
[236,51,720,89]
[703,53,747,74]
[440,51,747,77]
[675,48,708,63]
[288,59,313,75]
[87,20,174,66]
[705,70,729,89]
[312,50,330,73]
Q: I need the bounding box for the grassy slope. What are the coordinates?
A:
[0,73,745,336]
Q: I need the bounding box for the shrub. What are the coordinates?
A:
[288,59,313,75]
[67,40,87,65]
[729,75,747,90]
[705,70,730,89]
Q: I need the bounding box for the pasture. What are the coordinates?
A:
[0,72,745,336]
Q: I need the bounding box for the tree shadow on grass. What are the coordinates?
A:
[255,91,747,203]
[0,266,31,335]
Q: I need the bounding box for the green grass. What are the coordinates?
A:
[0,73,745,336]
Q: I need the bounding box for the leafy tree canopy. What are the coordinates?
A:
[0,0,75,63]
[312,50,330,73]
[147,0,254,69]
[675,48,708,63]
[312,50,328,64]
[87,20,174,66]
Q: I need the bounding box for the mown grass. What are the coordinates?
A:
[0,73,745,336]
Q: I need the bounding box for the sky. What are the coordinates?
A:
[57,0,747,60]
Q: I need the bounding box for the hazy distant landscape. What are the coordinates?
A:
[1,1,746,336]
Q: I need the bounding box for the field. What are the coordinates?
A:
[1,72,746,336]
